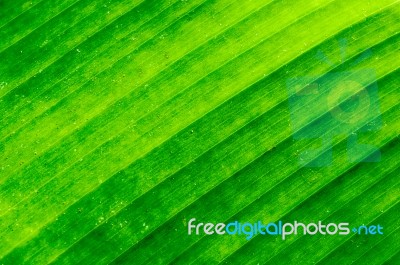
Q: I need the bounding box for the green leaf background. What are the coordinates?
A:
[0,0,399,264]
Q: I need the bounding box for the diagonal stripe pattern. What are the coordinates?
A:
[0,0,399,264]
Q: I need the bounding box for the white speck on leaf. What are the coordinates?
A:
[0,82,7,90]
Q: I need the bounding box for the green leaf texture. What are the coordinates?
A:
[0,0,399,264]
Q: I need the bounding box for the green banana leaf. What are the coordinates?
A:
[0,0,399,264]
